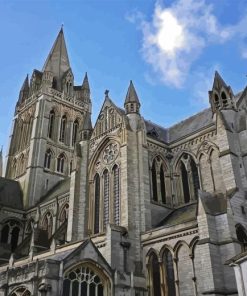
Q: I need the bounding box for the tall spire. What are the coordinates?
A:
[42,28,70,81]
[82,72,90,90]
[124,80,140,114]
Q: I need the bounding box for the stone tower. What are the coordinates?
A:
[5,28,91,208]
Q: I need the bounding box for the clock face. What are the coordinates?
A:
[102,143,119,164]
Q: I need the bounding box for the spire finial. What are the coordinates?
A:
[105,89,109,98]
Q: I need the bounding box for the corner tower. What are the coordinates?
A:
[5,28,92,208]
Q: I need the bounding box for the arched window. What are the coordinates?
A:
[221,91,228,107]
[149,253,161,296]
[42,212,53,239]
[11,226,20,251]
[94,174,100,234]
[181,161,190,203]
[103,170,110,229]
[1,224,9,243]
[48,110,55,139]
[160,165,166,204]
[191,158,200,199]
[236,224,247,251]
[113,165,120,225]
[60,115,67,143]
[44,149,52,169]
[62,264,108,296]
[60,204,69,225]
[72,120,79,146]
[10,287,31,296]
[214,93,220,109]
[152,161,158,202]
[163,249,176,296]
[57,153,66,173]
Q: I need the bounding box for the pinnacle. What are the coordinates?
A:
[213,71,228,91]
[125,80,140,105]
[82,72,90,90]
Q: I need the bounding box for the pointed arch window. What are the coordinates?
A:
[11,226,20,251]
[103,170,110,229]
[214,94,220,109]
[72,120,79,146]
[152,161,158,202]
[60,204,69,225]
[160,165,166,204]
[236,224,247,251]
[113,165,120,225]
[1,224,9,244]
[94,174,100,234]
[57,153,65,173]
[48,110,55,139]
[181,161,190,203]
[42,212,53,239]
[191,159,200,199]
[44,149,52,169]
[163,249,176,296]
[60,115,67,143]
[221,91,228,107]
[149,253,161,296]
[10,287,31,296]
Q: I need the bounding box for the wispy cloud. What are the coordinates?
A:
[127,0,247,88]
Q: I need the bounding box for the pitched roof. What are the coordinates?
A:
[157,203,197,227]
[42,28,70,80]
[0,177,23,209]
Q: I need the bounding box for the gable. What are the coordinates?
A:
[91,97,125,139]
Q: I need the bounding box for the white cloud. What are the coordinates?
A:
[128,0,245,88]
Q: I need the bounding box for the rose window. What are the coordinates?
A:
[102,143,118,164]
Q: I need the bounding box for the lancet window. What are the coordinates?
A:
[57,153,66,173]
[0,219,21,251]
[94,174,100,234]
[221,91,228,107]
[177,154,200,204]
[113,165,120,225]
[236,224,247,251]
[148,253,161,296]
[103,170,110,229]
[60,115,67,143]
[48,110,55,139]
[151,157,167,204]
[72,119,79,146]
[44,148,52,169]
[42,212,53,239]
[62,265,106,296]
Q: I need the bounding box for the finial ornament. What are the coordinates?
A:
[105,90,109,98]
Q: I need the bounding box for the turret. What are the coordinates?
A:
[81,112,92,141]
[124,80,140,114]
[209,71,235,112]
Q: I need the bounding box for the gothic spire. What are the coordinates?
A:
[42,28,70,81]
[124,81,140,114]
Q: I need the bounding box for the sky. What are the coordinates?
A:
[1,0,247,158]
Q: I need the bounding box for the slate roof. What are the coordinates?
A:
[0,177,23,209]
[157,203,197,227]
[39,178,70,204]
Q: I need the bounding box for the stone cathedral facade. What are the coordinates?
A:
[0,29,247,296]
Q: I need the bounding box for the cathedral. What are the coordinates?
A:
[0,28,247,296]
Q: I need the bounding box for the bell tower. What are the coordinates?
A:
[5,28,92,208]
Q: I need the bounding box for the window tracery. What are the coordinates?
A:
[0,219,21,251]
[94,174,100,234]
[62,265,105,296]
[10,287,31,296]
[48,110,55,139]
[44,148,52,169]
[42,212,53,239]
[103,170,110,229]
[60,115,67,143]
[57,153,66,173]
[113,165,120,225]
[72,119,79,146]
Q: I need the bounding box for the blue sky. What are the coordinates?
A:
[1,0,247,157]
